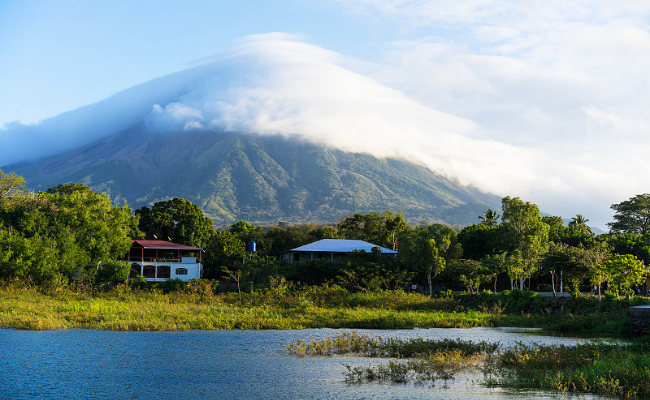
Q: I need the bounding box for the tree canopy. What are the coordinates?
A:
[500,196,549,289]
[0,180,137,285]
[136,198,214,248]
[608,194,650,235]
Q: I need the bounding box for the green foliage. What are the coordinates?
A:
[500,196,549,289]
[94,261,130,285]
[287,331,499,358]
[203,230,246,278]
[45,183,136,262]
[480,253,507,292]
[597,254,646,298]
[0,169,26,199]
[136,197,214,247]
[487,341,650,398]
[450,259,491,294]
[608,193,650,234]
[605,232,650,261]
[568,213,592,234]
[0,179,136,285]
[478,208,500,227]
[541,242,608,296]
[399,224,461,295]
[335,251,413,292]
[337,210,408,250]
[458,223,501,261]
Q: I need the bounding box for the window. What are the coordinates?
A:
[143,265,156,278]
[293,253,299,262]
[157,265,171,279]
[176,268,188,276]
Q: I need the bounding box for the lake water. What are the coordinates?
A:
[0,327,615,399]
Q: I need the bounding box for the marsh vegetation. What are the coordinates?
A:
[288,331,650,399]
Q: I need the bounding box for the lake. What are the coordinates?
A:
[0,327,614,399]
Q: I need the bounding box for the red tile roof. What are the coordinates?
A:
[130,240,203,251]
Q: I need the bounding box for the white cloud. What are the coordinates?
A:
[317,0,650,227]
[146,103,205,132]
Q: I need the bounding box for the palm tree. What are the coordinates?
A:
[479,208,500,227]
[568,214,591,234]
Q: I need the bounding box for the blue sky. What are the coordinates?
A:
[0,0,375,125]
[2,0,650,229]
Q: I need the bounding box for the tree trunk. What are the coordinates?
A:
[551,271,556,298]
[427,273,433,296]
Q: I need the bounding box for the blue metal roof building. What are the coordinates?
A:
[283,239,397,263]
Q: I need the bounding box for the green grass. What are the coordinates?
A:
[0,282,646,333]
[0,284,498,330]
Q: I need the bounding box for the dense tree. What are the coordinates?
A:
[0,170,26,199]
[608,194,650,234]
[0,181,136,284]
[451,259,489,294]
[337,211,409,250]
[596,254,646,299]
[136,198,214,248]
[604,232,650,263]
[336,249,412,292]
[399,224,461,295]
[263,225,311,257]
[46,184,136,262]
[542,215,565,243]
[541,243,588,297]
[500,197,549,290]
[578,242,611,299]
[457,224,501,261]
[480,253,507,292]
[203,230,246,279]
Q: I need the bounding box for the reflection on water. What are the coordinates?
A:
[0,328,614,399]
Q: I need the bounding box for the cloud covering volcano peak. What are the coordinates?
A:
[0,35,640,228]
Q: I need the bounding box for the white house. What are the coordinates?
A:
[282,239,397,263]
[125,239,204,282]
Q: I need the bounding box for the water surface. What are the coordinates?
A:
[0,328,614,399]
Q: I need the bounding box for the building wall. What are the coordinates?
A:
[283,252,338,263]
[129,261,202,282]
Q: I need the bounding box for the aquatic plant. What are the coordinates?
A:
[484,341,650,399]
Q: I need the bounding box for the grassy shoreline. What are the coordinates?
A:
[1,282,646,333]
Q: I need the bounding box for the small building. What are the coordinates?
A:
[283,239,397,263]
[126,239,204,282]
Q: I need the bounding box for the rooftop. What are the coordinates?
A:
[130,239,202,251]
[287,239,397,254]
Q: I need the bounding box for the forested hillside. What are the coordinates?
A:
[8,126,500,226]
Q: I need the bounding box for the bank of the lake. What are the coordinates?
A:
[1,283,646,334]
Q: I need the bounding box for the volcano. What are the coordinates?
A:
[2,38,502,226]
